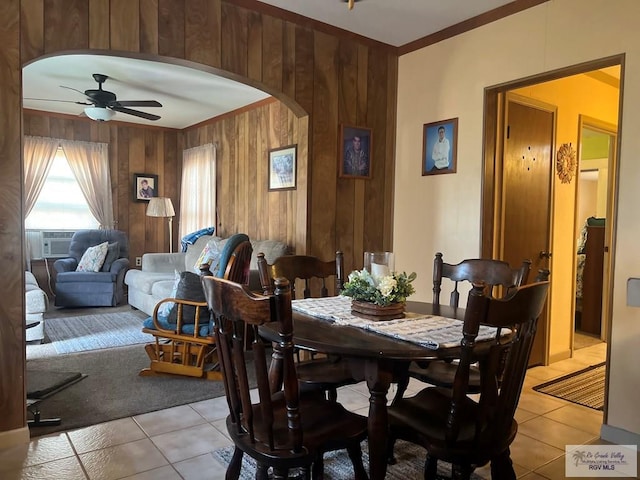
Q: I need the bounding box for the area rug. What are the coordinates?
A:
[213,440,483,479]
[26,344,229,437]
[44,310,152,354]
[533,362,606,410]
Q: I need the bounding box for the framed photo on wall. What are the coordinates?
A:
[268,145,297,191]
[134,173,158,201]
[422,117,458,176]
[339,125,372,179]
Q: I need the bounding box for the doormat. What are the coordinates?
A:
[533,362,605,410]
[27,370,86,399]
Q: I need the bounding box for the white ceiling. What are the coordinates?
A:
[23,54,271,129]
[22,1,520,128]
[257,0,515,48]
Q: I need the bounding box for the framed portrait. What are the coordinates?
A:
[422,117,458,176]
[268,145,297,191]
[339,125,372,179]
[133,173,158,201]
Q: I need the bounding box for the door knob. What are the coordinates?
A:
[539,251,552,259]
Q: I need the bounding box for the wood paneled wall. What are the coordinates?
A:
[182,99,306,253]
[0,0,398,435]
[23,111,180,260]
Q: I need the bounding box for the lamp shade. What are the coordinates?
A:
[84,106,115,122]
[146,197,175,218]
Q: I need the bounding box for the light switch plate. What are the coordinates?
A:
[627,278,640,307]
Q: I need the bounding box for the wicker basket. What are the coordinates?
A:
[351,300,405,321]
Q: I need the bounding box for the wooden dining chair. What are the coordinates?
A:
[140,234,253,380]
[394,253,532,402]
[387,281,550,480]
[257,251,356,401]
[201,275,368,480]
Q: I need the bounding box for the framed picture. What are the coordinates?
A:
[422,117,458,176]
[268,145,297,191]
[134,173,158,201]
[339,125,372,179]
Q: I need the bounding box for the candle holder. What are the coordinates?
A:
[364,251,394,277]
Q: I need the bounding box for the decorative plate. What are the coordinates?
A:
[556,143,576,184]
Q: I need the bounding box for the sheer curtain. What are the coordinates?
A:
[180,143,216,239]
[24,136,59,217]
[60,140,114,228]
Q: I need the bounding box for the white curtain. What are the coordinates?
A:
[60,140,114,228]
[180,143,216,239]
[24,136,59,217]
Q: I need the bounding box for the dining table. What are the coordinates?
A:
[259,295,510,480]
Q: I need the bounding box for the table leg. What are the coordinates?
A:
[365,359,394,480]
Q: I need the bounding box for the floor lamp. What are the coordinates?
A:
[146,197,175,253]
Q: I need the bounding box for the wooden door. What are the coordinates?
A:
[501,97,554,366]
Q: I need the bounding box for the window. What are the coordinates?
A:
[179,144,217,239]
[25,147,99,230]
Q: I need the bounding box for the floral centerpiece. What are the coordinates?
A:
[342,269,417,320]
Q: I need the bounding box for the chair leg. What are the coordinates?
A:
[424,454,438,480]
[272,467,290,479]
[226,447,243,480]
[312,454,324,479]
[490,448,516,480]
[387,436,398,465]
[327,387,338,402]
[451,463,474,480]
[256,464,270,480]
[346,443,368,480]
[392,372,410,405]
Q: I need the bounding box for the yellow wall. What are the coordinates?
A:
[395,0,640,441]
[511,73,619,361]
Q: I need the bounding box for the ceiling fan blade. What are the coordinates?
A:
[112,100,162,107]
[60,85,89,97]
[110,106,161,121]
[25,97,92,105]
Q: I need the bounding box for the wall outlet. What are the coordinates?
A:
[136,257,142,267]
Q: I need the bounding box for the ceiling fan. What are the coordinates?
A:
[27,73,162,122]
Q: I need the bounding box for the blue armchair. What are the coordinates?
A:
[54,229,130,307]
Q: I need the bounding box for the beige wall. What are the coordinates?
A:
[395,0,640,441]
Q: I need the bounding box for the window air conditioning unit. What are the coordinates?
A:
[41,231,75,258]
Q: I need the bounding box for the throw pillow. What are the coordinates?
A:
[193,239,223,274]
[76,242,109,272]
[167,271,209,325]
[101,242,120,272]
[157,270,181,318]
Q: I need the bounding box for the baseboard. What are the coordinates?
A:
[601,424,640,449]
[549,348,571,364]
[0,426,30,450]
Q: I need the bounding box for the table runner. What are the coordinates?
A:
[291,296,507,349]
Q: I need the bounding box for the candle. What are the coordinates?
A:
[371,262,390,278]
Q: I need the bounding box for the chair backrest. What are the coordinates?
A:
[68,229,130,262]
[257,251,344,299]
[449,281,549,445]
[212,233,253,284]
[201,275,304,453]
[433,252,531,307]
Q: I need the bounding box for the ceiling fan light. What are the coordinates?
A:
[84,106,115,122]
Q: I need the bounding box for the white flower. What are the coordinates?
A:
[377,275,397,297]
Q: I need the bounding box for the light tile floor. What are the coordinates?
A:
[1,343,610,479]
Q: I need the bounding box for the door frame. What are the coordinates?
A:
[576,115,618,343]
[481,54,624,369]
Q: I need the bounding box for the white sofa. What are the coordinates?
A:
[25,271,49,343]
[124,235,289,316]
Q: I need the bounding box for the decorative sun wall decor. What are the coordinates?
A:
[556,142,577,184]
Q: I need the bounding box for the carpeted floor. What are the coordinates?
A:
[533,362,606,410]
[213,440,483,479]
[26,344,229,437]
